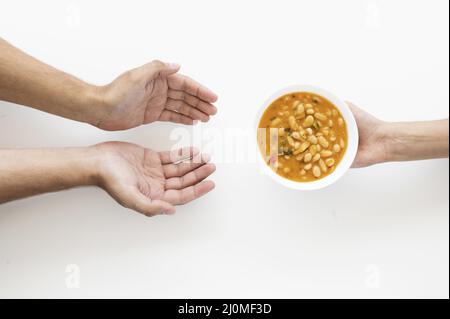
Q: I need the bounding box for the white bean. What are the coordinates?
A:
[288,116,299,130]
[299,142,311,153]
[319,159,328,173]
[295,111,306,119]
[304,153,312,163]
[308,135,318,145]
[296,153,305,161]
[303,116,314,128]
[321,150,333,157]
[271,118,281,126]
[314,113,328,121]
[287,136,295,147]
[318,136,329,148]
[333,144,341,153]
[313,165,321,178]
[297,103,305,114]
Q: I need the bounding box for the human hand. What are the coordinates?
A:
[94,60,218,131]
[94,142,216,217]
[348,102,389,168]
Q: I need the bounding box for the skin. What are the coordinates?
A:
[0,38,218,130]
[0,144,216,217]
[349,102,449,168]
[0,37,218,216]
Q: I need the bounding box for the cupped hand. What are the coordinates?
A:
[348,102,389,168]
[94,142,216,217]
[95,60,218,131]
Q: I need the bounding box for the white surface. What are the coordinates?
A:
[0,0,448,298]
[256,85,359,190]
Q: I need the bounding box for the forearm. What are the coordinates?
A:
[0,147,101,204]
[383,119,449,162]
[0,38,103,125]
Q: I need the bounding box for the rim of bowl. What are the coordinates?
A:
[255,85,359,191]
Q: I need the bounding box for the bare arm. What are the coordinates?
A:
[383,120,449,162]
[0,38,101,125]
[0,38,218,130]
[0,144,216,217]
[0,148,100,204]
[349,103,449,168]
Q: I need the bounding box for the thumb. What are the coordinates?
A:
[161,62,181,76]
[143,60,180,78]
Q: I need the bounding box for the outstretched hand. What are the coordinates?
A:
[95,142,216,216]
[96,60,218,131]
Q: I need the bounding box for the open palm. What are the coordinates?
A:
[96,60,218,131]
[96,142,216,216]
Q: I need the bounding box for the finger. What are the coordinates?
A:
[120,188,175,216]
[346,101,359,115]
[346,101,370,123]
[140,60,180,78]
[160,63,181,77]
[163,180,215,205]
[159,110,194,125]
[165,98,210,122]
[163,153,211,178]
[159,147,200,164]
[165,163,216,190]
[168,90,218,115]
[168,74,218,103]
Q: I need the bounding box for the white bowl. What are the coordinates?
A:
[255,85,358,191]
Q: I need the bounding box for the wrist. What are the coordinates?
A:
[81,84,109,127]
[379,122,409,163]
[73,146,105,187]
[372,121,395,165]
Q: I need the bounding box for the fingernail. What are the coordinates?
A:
[167,63,180,69]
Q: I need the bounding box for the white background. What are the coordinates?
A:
[0,0,448,298]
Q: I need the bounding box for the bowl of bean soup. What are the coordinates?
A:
[256,85,358,190]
